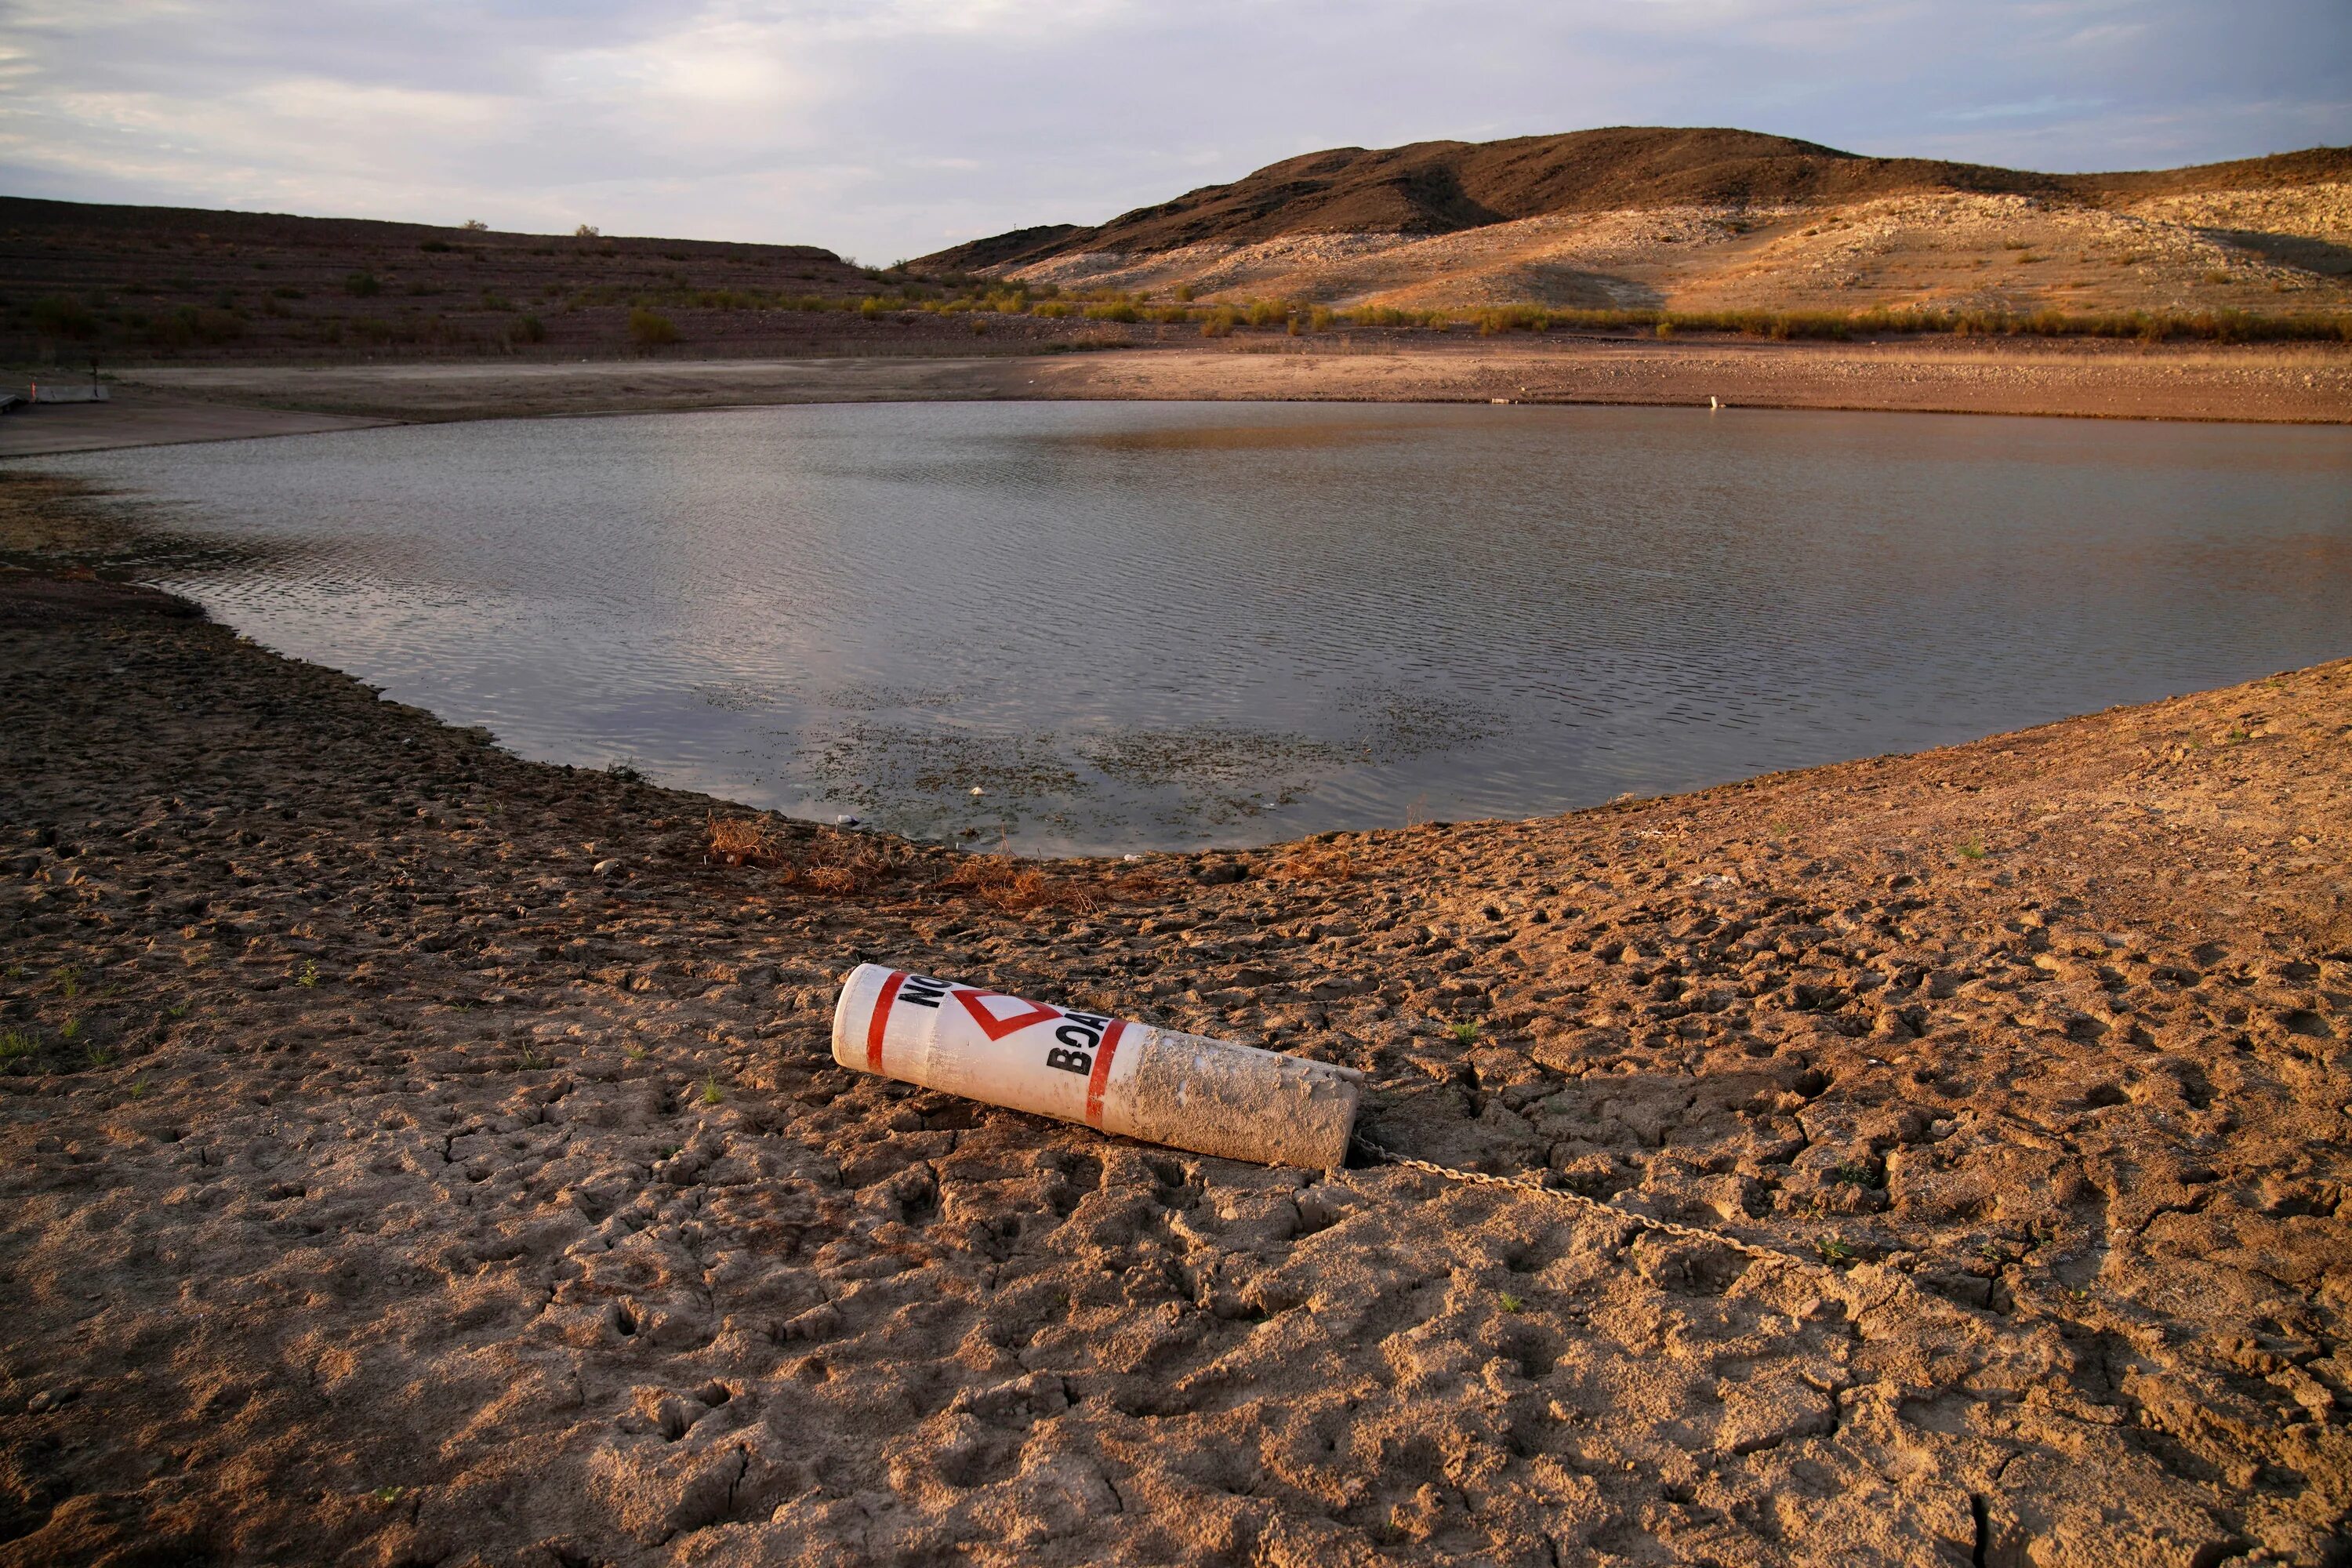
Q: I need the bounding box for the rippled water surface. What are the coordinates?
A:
[40,401,2352,852]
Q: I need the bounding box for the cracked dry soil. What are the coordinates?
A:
[1,486,2348,1566]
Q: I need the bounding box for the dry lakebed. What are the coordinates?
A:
[0,471,2347,1566]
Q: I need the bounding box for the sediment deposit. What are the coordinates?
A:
[81,336,2352,437]
[2,478,2348,1565]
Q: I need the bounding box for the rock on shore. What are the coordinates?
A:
[1,492,2347,1564]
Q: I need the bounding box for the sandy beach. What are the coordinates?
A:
[2,472,2347,1564]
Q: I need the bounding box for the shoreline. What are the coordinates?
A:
[2,335,2346,456]
[2,477,2348,1562]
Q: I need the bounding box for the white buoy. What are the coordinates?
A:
[831,964,1363,1168]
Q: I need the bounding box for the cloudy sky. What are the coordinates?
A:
[1,0,2344,263]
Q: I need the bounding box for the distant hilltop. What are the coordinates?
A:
[916,127,2352,268]
[911,127,2352,321]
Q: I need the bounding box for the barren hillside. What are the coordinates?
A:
[916,129,2352,320]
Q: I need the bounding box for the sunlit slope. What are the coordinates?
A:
[916,129,2352,318]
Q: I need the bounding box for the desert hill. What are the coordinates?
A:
[915,127,2352,320]
[0,198,935,363]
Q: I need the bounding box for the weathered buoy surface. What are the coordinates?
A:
[831,964,1362,1168]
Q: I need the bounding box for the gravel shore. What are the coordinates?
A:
[2,476,2347,1566]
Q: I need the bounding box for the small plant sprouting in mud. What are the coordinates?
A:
[1499,1292,1526,1314]
[59,1018,82,1042]
[1446,1020,1483,1046]
[2224,728,2252,745]
[83,1045,114,1069]
[1813,1236,1854,1265]
[518,1045,550,1071]
[296,959,321,988]
[1828,1162,1884,1190]
[701,1075,724,1107]
[52,965,81,1000]
[165,1001,190,1019]
[4,964,24,980]
[371,1486,404,1505]
[624,1043,648,1062]
[1956,840,1988,861]
[0,1029,34,1065]
[128,1078,150,1100]
[605,758,648,786]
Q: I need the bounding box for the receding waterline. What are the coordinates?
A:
[33,399,2352,854]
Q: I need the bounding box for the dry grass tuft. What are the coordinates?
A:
[706,815,905,896]
[1271,848,1357,883]
[706,814,791,869]
[794,833,902,896]
[937,856,1099,914]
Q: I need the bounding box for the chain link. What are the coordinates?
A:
[1352,1132,1831,1276]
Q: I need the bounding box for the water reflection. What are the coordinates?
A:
[31,401,2352,854]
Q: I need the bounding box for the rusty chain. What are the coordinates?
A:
[1352,1131,1834,1276]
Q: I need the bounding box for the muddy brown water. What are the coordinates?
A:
[29,400,2352,852]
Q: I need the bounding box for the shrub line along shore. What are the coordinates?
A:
[0,474,2347,1562]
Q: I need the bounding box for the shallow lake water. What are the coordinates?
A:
[34,400,2352,854]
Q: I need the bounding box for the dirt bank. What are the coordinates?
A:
[1,476,2348,1566]
[104,335,2352,434]
[0,386,394,459]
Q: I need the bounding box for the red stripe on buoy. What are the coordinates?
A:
[1086,1018,1127,1128]
[867,970,906,1071]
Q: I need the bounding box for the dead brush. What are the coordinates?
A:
[1272,847,1356,883]
[937,856,1099,914]
[706,814,904,896]
[705,814,791,869]
[793,832,902,897]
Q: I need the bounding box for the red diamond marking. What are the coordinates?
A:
[951,989,1063,1042]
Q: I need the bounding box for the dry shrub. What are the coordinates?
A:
[706,814,790,869]
[794,833,900,897]
[1272,848,1356,883]
[938,856,1099,915]
[706,815,902,896]
[1115,869,1177,899]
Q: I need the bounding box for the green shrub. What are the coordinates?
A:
[1200,307,1238,338]
[1083,301,1138,323]
[511,314,547,344]
[345,271,382,297]
[628,307,679,345]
